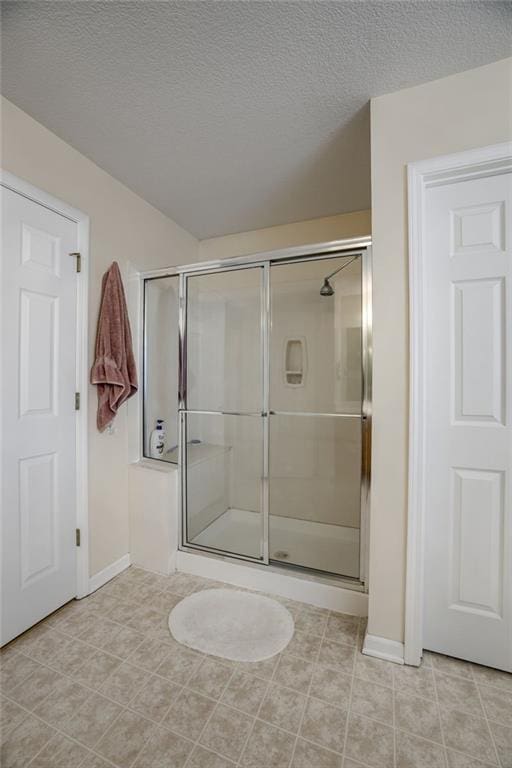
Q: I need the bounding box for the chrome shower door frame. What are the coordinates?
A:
[178,261,270,565]
[177,240,372,586]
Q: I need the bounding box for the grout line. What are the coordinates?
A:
[473,675,503,768]
[430,663,454,768]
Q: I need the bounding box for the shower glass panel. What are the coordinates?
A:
[186,268,263,413]
[269,256,363,577]
[183,413,264,559]
[143,275,179,463]
[182,266,266,562]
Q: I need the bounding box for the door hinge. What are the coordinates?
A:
[70,252,81,273]
[75,392,80,410]
[76,528,81,547]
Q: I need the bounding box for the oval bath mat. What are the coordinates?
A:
[168,588,294,662]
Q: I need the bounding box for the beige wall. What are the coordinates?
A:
[198,209,371,261]
[1,97,198,578]
[369,57,512,643]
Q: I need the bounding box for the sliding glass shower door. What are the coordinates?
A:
[268,256,363,577]
[180,265,268,562]
[179,250,370,580]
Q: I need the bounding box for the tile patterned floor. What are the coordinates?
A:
[0,567,510,768]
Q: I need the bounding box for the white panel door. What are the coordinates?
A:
[1,187,78,645]
[423,171,512,671]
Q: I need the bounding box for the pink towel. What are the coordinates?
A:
[90,262,138,432]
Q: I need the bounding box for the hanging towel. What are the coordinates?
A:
[91,261,138,432]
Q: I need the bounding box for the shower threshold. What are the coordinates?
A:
[190,508,360,578]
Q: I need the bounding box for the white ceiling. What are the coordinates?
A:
[2,2,510,239]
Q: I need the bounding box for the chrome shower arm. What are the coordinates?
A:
[324,254,360,281]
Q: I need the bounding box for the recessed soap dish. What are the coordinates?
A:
[284,337,306,387]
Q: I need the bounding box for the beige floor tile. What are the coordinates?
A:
[109,599,140,625]
[273,655,314,694]
[241,718,296,767]
[284,630,322,662]
[130,674,182,723]
[133,582,166,605]
[0,653,40,693]
[445,749,497,767]
[61,691,122,748]
[186,744,236,767]
[342,760,367,768]
[0,713,55,768]
[393,664,436,700]
[9,664,64,711]
[291,738,343,767]
[126,637,171,672]
[96,709,155,767]
[100,661,149,704]
[471,665,512,694]
[324,614,360,647]
[344,711,394,768]
[47,636,97,676]
[73,649,122,690]
[199,703,254,762]
[431,653,474,680]
[221,670,269,715]
[128,605,164,634]
[148,592,182,614]
[396,730,446,768]
[55,608,99,638]
[165,573,204,596]
[300,696,347,753]
[487,720,512,768]
[156,645,203,685]
[28,731,90,767]
[8,624,49,655]
[294,607,329,637]
[478,683,512,727]
[318,640,355,674]
[394,690,443,743]
[188,658,233,699]
[0,696,26,743]
[440,707,498,765]
[309,664,352,708]
[133,724,193,767]
[79,617,123,650]
[236,655,279,680]
[435,672,484,717]
[19,628,67,666]
[259,683,307,733]
[102,626,146,659]
[354,653,394,687]
[351,676,393,725]
[80,753,115,768]
[163,688,216,740]
[33,675,91,728]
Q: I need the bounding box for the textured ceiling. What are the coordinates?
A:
[1,2,510,238]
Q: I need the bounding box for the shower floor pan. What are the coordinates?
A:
[190,507,360,578]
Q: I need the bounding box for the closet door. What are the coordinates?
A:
[422,165,512,671]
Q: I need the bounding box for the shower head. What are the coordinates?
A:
[319,254,360,296]
[320,278,334,296]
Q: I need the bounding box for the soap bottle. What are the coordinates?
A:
[150,420,165,458]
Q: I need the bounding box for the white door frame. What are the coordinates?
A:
[1,169,90,599]
[405,142,512,666]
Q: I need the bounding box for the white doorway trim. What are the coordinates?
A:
[405,142,512,666]
[1,169,90,599]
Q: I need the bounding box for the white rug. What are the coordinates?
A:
[168,588,294,662]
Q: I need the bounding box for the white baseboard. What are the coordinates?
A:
[362,632,405,665]
[176,550,368,616]
[88,554,131,594]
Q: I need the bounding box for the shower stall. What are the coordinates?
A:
[142,239,372,585]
